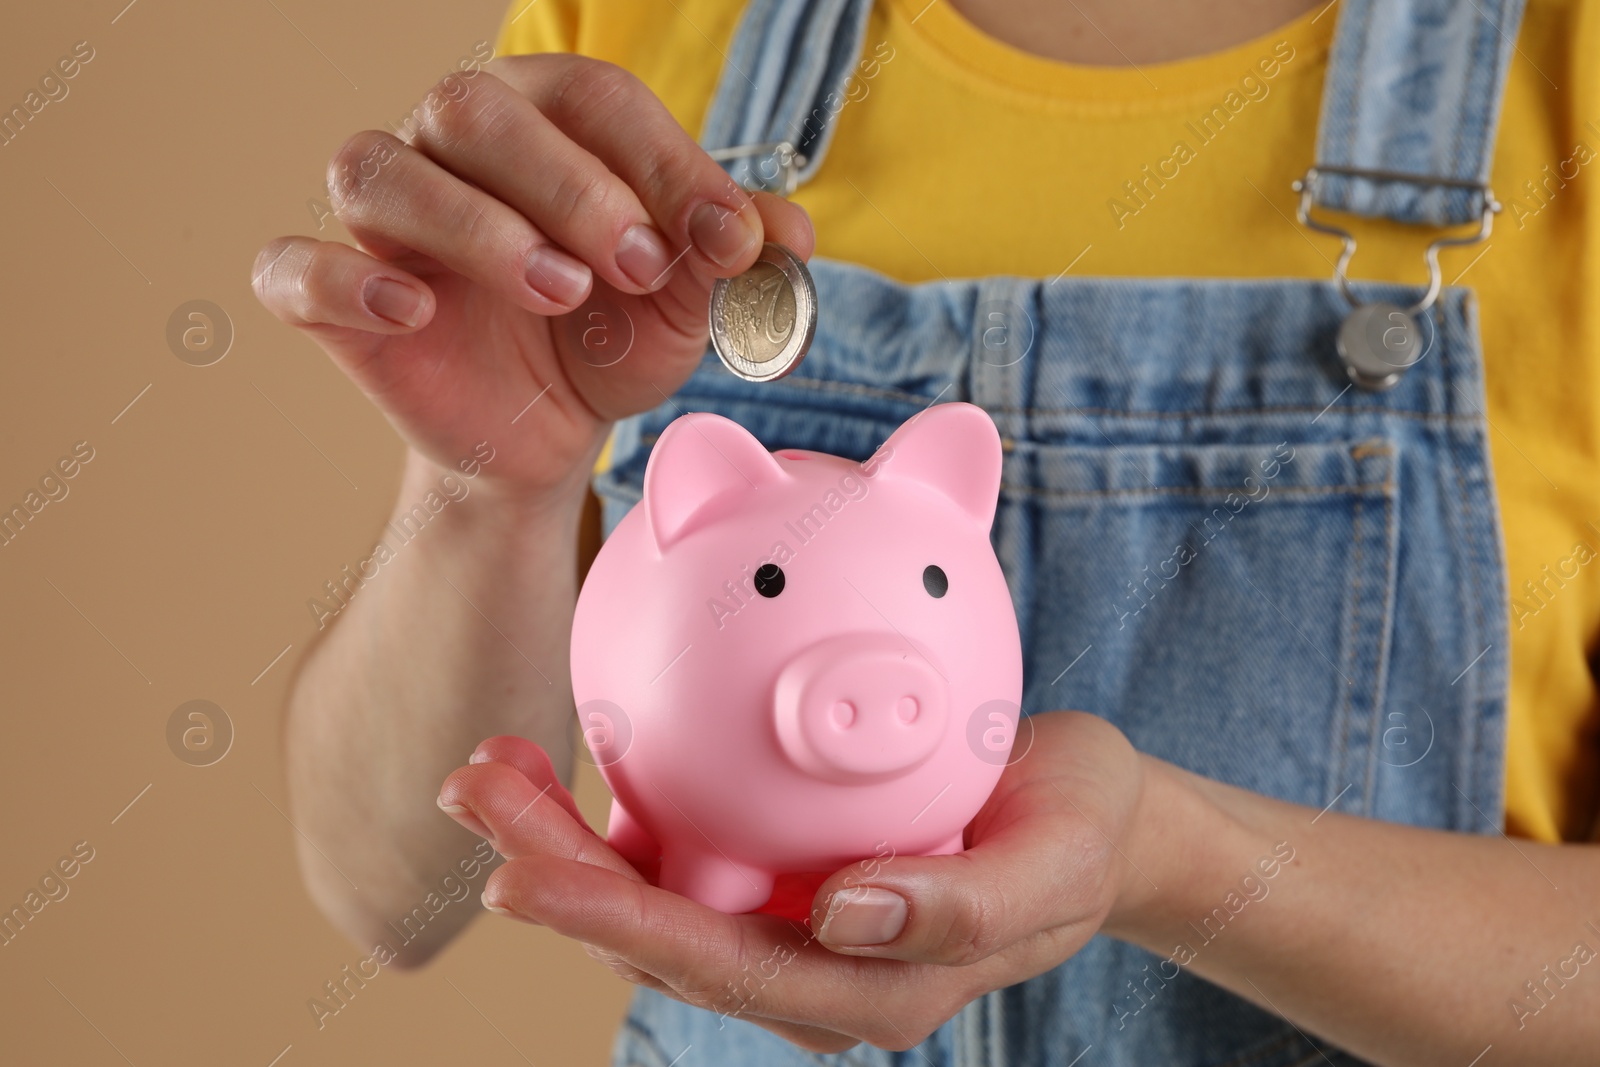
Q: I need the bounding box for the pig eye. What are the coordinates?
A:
[754,563,786,598]
[923,565,948,598]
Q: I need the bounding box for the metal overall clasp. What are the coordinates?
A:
[707,140,806,197]
[1292,165,1500,391]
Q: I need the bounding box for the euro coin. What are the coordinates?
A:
[709,243,816,382]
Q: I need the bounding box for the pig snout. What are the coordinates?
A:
[773,634,949,782]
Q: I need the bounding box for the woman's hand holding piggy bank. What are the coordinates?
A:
[438,404,1154,1053]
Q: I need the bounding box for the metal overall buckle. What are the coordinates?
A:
[1292,165,1500,391]
[707,140,806,196]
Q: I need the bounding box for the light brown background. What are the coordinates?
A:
[0,1,631,1063]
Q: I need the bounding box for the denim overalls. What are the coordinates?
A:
[593,1,1522,1064]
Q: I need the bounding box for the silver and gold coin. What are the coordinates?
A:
[709,243,817,382]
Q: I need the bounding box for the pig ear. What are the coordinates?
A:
[875,403,1002,529]
[643,412,787,549]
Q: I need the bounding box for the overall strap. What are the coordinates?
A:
[1312,0,1527,227]
[699,0,875,193]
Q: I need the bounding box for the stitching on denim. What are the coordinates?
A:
[721,375,928,406]
[1005,405,1456,425]
[1346,0,1374,180]
[998,483,1395,501]
[638,429,1406,466]
[732,375,1475,425]
[1447,11,1475,190]
[1336,491,1365,812]
[622,441,1400,499]
[1013,405,1457,424]
[1455,0,1498,186]
[1443,330,1494,821]
[1361,474,1399,818]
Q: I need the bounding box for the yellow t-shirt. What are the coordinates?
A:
[499,0,1600,843]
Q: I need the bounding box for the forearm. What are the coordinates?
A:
[1107,757,1600,1066]
[284,447,588,965]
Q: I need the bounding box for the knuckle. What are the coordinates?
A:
[938,888,1008,965]
[544,163,618,224]
[482,54,518,81]
[482,52,545,94]
[416,77,512,152]
[281,254,331,324]
[252,239,320,322]
[544,58,639,125]
[326,130,402,214]
[250,238,298,301]
[412,81,467,144]
[328,131,385,186]
[634,138,709,209]
[674,941,742,1009]
[296,247,344,308]
[582,942,645,982]
[671,919,756,1014]
[674,975,727,1012]
[441,196,513,266]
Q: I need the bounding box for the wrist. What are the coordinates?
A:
[1101,756,1261,949]
[396,443,592,535]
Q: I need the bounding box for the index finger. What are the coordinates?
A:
[481,852,955,1049]
[491,55,811,274]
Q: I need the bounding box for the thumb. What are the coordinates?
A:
[812,739,1139,966]
[749,188,815,261]
[811,793,1125,965]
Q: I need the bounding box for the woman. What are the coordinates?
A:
[253,0,1600,1062]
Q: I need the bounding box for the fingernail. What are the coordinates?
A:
[436,797,493,841]
[469,750,493,764]
[525,245,591,306]
[817,887,907,947]
[482,895,541,925]
[362,276,424,327]
[689,201,759,269]
[615,223,674,290]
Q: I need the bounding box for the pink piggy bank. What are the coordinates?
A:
[570,401,1024,914]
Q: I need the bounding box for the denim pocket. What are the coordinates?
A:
[1001,436,1398,813]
